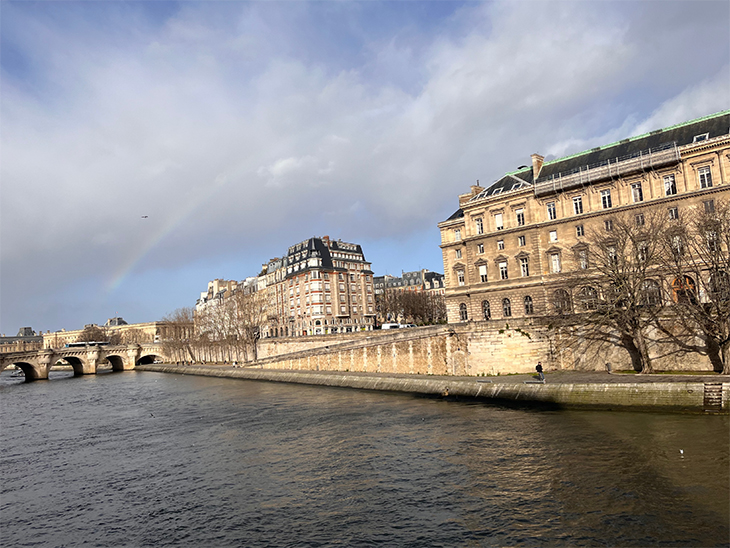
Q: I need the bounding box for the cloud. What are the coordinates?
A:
[1,0,728,332]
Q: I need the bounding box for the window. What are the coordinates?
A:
[477,243,484,254]
[704,199,715,213]
[604,219,613,231]
[475,218,484,235]
[551,253,561,273]
[573,196,583,215]
[553,289,572,314]
[455,249,462,259]
[637,241,648,262]
[664,174,677,196]
[672,235,684,257]
[641,280,662,307]
[579,250,588,270]
[549,230,558,242]
[516,209,525,226]
[482,300,491,320]
[693,133,709,143]
[454,229,461,241]
[459,303,468,321]
[520,257,530,277]
[502,298,512,317]
[547,202,557,220]
[524,296,534,315]
[668,207,679,220]
[576,225,585,237]
[607,246,618,266]
[707,231,719,252]
[518,235,526,247]
[479,265,488,283]
[673,276,697,305]
[635,213,645,226]
[578,286,598,310]
[457,270,465,286]
[497,240,504,250]
[601,189,612,209]
[631,182,643,203]
[494,213,503,231]
[499,261,508,280]
[340,306,346,314]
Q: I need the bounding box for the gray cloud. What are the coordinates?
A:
[1,0,728,333]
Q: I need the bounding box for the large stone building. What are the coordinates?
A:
[197,236,376,338]
[438,110,730,324]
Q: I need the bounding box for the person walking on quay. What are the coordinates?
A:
[536,361,545,382]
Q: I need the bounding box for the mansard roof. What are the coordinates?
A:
[471,109,730,201]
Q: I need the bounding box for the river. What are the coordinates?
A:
[1,369,728,547]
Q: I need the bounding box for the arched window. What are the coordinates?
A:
[553,289,572,314]
[641,280,662,307]
[482,300,491,320]
[578,286,598,311]
[502,298,512,317]
[672,276,696,304]
[524,296,534,315]
[459,303,468,321]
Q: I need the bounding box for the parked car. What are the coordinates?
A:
[381,323,401,329]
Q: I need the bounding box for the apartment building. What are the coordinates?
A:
[197,236,375,338]
[438,110,730,324]
[280,236,375,336]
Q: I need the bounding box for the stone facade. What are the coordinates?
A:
[42,321,170,349]
[439,110,730,325]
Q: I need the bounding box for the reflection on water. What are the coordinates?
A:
[1,369,728,547]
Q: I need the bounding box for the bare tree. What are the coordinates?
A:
[76,325,109,343]
[229,289,268,362]
[571,210,668,373]
[656,199,730,373]
[161,307,196,363]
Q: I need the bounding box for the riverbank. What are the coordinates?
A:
[136,364,729,414]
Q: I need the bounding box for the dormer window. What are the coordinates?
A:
[693,133,709,143]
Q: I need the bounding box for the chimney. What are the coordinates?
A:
[322,235,330,247]
[470,179,484,196]
[531,154,544,180]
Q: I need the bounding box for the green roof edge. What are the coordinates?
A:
[505,109,730,176]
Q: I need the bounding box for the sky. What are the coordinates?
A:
[1,0,728,335]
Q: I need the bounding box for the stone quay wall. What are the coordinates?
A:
[137,365,728,414]
[249,318,714,376]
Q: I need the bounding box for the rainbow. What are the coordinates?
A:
[105,194,204,294]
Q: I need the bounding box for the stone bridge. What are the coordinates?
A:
[0,343,167,380]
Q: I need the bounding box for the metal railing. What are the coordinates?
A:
[534,142,679,197]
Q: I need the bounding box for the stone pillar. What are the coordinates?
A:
[82,348,101,375]
[30,350,55,380]
[125,345,141,370]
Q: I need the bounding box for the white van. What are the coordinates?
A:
[381,323,401,329]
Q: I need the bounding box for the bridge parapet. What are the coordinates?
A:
[0,343,167,380]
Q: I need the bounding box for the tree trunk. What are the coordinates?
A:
[634,327,653,374]
[620,331,644,372]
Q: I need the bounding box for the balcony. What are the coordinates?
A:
[533,142,679,198]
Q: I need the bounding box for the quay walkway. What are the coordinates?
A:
[136,364,729,414]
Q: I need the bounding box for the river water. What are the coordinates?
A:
[1,369,728,547]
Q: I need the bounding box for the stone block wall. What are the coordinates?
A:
[250,318,715,376]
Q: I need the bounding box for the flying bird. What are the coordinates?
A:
[141,216,148,218]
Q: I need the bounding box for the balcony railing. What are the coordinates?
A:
[533,142,679,198]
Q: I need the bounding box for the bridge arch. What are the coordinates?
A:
[137,354,162,365]
[3,361,36,379]
[104,354,129,372]
[55,356,89,376]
